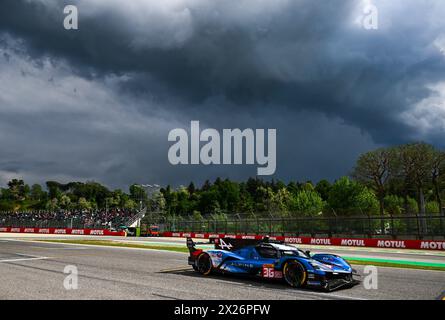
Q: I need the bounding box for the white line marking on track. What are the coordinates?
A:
[14,252,49,258]
[29,246,89,250]
[0,256,50,263]
[283,289,366,300]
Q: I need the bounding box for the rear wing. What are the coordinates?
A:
[186,237,211,253]
[186,236,284,252]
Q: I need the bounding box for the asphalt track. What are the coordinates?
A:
[0,235,444,300]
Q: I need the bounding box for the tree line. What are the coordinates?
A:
[1,142,444,220]
[160,142,445,219]
[0,180,148,211]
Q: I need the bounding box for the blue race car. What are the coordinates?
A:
[187,236,360,291]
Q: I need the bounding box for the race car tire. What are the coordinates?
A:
[283,260,307,288]
[197,252,213,275]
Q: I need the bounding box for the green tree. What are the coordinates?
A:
[60,194,72,209]
[327,177,378,215]
[315,180,331,201]
[431,150,445,217]
[198,189,220,214]
[393,143,435,232]
[129,184,148,210]
[290,189,324,216]
[352,147,393,232]
[176,187,190,215]
[7,179,26,201]
[30,184,45,201]
[214,179,240,213]
[255,186,276,213]
[124,198,137,209]
[46,198,59,211]
[77,197,92,210]
[46,181,63,200]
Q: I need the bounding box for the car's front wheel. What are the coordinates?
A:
[283,260,307,288]
[196,252,213,275]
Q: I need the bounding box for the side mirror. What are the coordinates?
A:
[305,250,311,257]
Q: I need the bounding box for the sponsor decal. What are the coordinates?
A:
[322,256,334,261]
[182,233,192,237]
[219,239,234,250]
[284,237,303,244]
[262,264,283,279]
[420,241,445,250]
[89,229,104,235]
[341,239,365,246]
[311,238,331,245]
[172,233,181,237]
[377,240,406,248]
[241,235,256,240]
[195,233,205,238]
[0,226,122,236]
[208,234,220,238]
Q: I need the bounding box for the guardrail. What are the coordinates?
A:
[162,231,445,251]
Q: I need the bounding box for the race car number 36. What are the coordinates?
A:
[262,264,283,279]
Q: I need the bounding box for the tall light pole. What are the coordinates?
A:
[138,184,161,226]
[140,184,161,209]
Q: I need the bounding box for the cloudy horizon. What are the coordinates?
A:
[0,0,444,189]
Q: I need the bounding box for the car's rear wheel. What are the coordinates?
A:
[283,260,307,288]
[197,253,212,275]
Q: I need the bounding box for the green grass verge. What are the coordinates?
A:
[37,239,445,272]
[344,257,445,271]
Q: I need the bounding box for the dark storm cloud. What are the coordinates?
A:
[0,0,444,187]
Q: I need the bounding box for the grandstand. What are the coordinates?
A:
[0,208,140,229]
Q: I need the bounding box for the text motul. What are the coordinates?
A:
[311,238,331,245]
[420,241,445,250]
[341,239,365,246]
[377,240,406,248]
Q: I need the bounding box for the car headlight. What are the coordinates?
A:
[310,261,333,271]
[310,262,320,269]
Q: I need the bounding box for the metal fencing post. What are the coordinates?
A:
[390,213,395,239]
[415,212,421,239]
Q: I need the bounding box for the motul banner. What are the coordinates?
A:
[0,226,125,236]
[161,231,445,251]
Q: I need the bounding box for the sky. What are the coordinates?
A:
[0,0,444,189]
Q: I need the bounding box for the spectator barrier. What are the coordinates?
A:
[0,226,126,236]
[162,231,445,251]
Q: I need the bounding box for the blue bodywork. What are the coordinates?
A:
[187,238,359,291]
